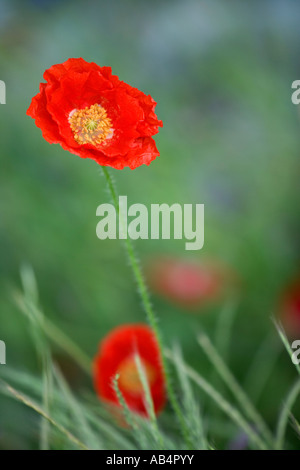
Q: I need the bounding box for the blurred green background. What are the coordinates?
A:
[0,0,300,449]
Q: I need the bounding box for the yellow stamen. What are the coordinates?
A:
[69,104,112,146]
[118,356,156,394]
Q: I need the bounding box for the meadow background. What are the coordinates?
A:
[0,0,300,449]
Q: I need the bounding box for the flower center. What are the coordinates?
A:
[118,356,156,394]
[69,104,113,146]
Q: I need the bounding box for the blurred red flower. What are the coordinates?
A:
[93,324,166,417]
[280,277,300,336]
[27,58,162,169]
[147,256,231,310]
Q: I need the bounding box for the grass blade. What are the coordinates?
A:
[53,364,102,450]
[273,320,300,376]
[134,353,165,450]
[275,380,300,450]
[165,348,269,450]
[172,344,207,449]
[197,332,274,447]
[0,379,90,450]
[13,289,92,376]
[243,332,281,404]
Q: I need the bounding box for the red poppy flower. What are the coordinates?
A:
[93,324,166,417]
[147,256,232,310]
[27,58,163,170]
[280,276,300,336]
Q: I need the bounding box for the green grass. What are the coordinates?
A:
[0,267,299,450]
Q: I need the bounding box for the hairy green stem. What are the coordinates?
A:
[101,167,192,449]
